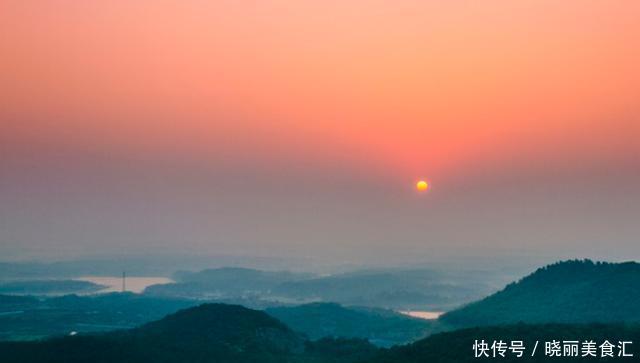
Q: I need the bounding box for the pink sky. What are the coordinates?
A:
[1,1,639,262]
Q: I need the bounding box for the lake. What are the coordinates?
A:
[76,276,173,293]
[398,310,444,320]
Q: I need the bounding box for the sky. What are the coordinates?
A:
[1,1,639,266]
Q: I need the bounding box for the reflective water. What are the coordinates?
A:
[76,276,173,293]
[398,310,444,320]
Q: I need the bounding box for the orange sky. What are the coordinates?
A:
[3,0,639,184]
[1,1,639,262]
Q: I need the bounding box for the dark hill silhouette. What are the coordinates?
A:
[135,303,303,353]
[441,260,640,326]
[369,323,640,363]
[0,303,379,363]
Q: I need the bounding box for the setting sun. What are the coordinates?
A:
[416,180,429,192]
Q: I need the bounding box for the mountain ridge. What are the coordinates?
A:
[441,259,640,326]
[0,303,380,363]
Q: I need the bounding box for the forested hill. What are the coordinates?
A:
[4,304,639,363]
[369,323,640,363]
[266,302,443,347]
[3,300,640,363]
[441,260,640,326]
[0,303,379,363]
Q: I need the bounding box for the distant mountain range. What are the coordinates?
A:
[145,267,495,310]
[441,259,640,326]
[271,269,487,310]
[0,255,319,279]
[146,267,311,298]
[0,280,105,296]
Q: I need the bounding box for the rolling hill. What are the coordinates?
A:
[0,303,379,363]
[0,293,197,340]
[144,267,310,300]
[441,260,640,326]
[369,323,640,362]
[266,303,446,347]
[271,269,489,310]
[3,302,639,363]
[144,267,498,310]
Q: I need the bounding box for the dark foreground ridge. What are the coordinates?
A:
[2,302,640,363]
[370,323,640,363]
[0,303,379,363]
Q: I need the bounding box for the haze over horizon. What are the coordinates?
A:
[1,1,639,265]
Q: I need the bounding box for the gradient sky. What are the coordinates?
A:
[1,1,639,265]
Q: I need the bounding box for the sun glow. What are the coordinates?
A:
[416,180,429,192]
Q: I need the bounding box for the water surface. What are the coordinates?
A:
[76,276,173,293]
[398,311,443,320]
